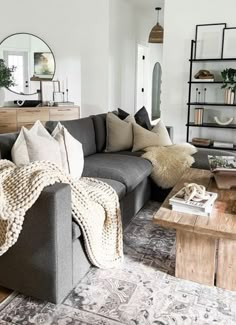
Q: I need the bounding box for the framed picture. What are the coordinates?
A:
[40,81,54,104]
[194,23,226,59]
[34,52,55,78]
[222,28,236,58]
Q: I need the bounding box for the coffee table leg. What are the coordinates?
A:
[217,239,236,291]
[175,230,216,286]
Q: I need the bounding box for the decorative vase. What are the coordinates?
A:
[0,88,5,107]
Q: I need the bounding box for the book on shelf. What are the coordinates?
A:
[208,155,236,173]
[192,137,211,147]
[213,141,234,148]
[193,78,214,82]
[54,101,75,107]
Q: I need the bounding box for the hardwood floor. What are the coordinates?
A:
[0,286,12,303]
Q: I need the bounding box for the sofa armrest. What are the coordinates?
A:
[0,183,73,304]
[166,126,174,142]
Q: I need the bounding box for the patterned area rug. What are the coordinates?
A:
[0,201,236,325]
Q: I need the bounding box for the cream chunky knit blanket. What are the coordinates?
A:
[0,160,123,268]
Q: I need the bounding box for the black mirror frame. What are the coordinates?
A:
[0,32,56,96]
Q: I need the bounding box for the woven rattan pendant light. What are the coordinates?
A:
[148,7,163,43]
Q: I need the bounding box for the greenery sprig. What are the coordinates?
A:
[0,59,16,88]
[221,68,236,93]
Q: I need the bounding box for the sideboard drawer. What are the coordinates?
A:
[0,123,17,133]
[0,109,17,123]
[49,107,79,121]
[17,108,49,123]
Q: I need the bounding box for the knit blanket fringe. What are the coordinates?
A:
[0,160,123,269]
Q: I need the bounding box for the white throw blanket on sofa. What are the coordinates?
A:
[0,160,123,268]
[142,143,197,188]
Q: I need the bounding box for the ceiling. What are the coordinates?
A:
[128,0,164,10]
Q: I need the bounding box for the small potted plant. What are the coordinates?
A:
[0,59,16,107]
[221,68,236,104]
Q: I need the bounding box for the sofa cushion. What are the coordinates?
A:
[91,113,107,153]
[46,117,96,157]
[97,178,126,199]
[83,153,153,192]
[0,132,18,160]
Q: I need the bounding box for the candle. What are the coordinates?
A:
[66,77,68,90]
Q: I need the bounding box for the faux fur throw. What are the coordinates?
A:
[0,160,123,268]
[142,143,197,188]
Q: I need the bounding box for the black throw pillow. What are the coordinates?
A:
[117,108,129,120]
[134,106,152,130]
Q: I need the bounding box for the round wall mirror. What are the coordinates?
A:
[0,33,56,95]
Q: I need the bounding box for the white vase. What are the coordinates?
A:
[0,88,5,107]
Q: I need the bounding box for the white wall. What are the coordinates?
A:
[108,0,136,114]
[162,0,236,143]
[0,0,110,117]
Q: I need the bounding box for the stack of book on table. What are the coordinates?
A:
[169,187,217,217]
[208,155,236,189]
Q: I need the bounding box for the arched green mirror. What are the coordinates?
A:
[152,62,162,120]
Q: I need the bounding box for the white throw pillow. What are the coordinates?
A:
[11,120,62,167]
[22,126,62,167]
[132,119,172,152]
[151,119,172,146]
[52,123,84,179]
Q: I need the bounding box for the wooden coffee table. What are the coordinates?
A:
[153,168,236,291]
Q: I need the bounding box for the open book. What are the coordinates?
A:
[208,155,236,173]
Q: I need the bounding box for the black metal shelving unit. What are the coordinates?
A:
[186,37,236,151]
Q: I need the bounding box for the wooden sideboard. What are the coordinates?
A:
[0,106,80,134]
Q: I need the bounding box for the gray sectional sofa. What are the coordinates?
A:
[0,113,235,304]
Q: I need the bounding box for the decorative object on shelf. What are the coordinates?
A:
[194,69,214,81]
[40,80,54,105]
[203,88,207,103]
[14,100,41,107]
[222,27,236,58]
[194,108,204,125]
[148,7,163,43]
[214,116,234,126]
[192,137,211,147]
[221,68,236,104]
[52,80,64,103]
[198,91,201,103]
[0,59,15,107]
[194,23,226,59]
[195,88,199,102]
[224,88,235,104]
